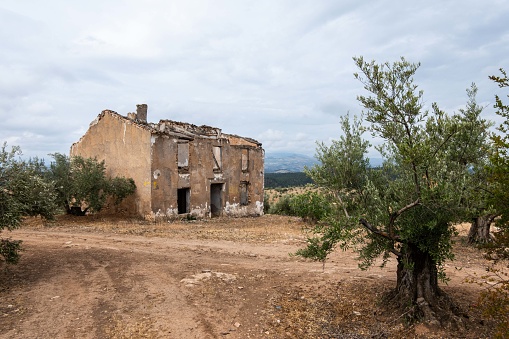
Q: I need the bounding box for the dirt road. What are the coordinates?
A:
[0,215,498,338]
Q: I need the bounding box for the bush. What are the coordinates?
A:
[268,194,294,215]
[290,191,332,223]
[1,143,57,264]
[48,153,136,215]
[263,193,271,214]
[267,190,332,224]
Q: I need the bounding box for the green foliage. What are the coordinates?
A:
[268,194,294,215]
[264,172,314,188]
[0,238,23,264]
[289,191,332,223]
[483,230,509,261]
[306,114,370,193]
[267,190,332,223]
[48,153,136,215]
[71,156,110,213]
[48,152,72,212]
[488,68,509,229]
[107,177,136,205]
[295,236,334,264]
[471,68,509,337]
[263,192,271,214]
[0,143,57,264]
[298,57,490,281]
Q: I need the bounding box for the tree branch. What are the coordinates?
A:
[359,218,403,243]
[395,199,420,216]
[359,218,403,257]
[335,192,350,218]
[388,247,401,257]
[388,199,420,239]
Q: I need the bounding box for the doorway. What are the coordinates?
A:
[177,188,190,214]
[210,184,223,217]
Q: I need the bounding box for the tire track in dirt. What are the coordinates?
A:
[0,232,237,338]
[1,222,495,338]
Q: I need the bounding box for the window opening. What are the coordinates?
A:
[212,146,222,171]
[178,142,189,168]
[241,149,249,172]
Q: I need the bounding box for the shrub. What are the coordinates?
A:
[289,191,332,223]
[267,190,333,225]
[48,153,136,215]
[1,143,57,264]
[263,192,271,214]
[268,194,294,215]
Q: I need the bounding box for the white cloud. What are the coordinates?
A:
[258,129,284,142]
[0,0,508,159]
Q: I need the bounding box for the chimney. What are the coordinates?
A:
[136,104,147,122]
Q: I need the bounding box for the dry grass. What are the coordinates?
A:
[265,277,492,339]
[22,214,308,244]
[106,315,156,339]
[266,280,400,338]
[265,186,320,205]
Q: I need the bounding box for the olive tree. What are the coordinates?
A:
[468,69,509,244]
[0,143,57,264]
[488,69,509,232]
[49,153,136,215]
[299,57,490,324]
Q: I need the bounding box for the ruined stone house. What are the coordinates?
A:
[70,104,264,218]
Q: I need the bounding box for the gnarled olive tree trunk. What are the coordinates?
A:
[392,244,439,321]
[388,243,462,326]
[468,214,497,244]
[67,206,88,216]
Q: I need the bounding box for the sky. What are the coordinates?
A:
[1,0,508,160]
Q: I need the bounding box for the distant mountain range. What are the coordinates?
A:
[264,152,318,173]
[264,152,383,173]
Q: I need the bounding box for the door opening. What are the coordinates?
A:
[177,188,190,214]
[240,181,249,205]
[210,184,223,217]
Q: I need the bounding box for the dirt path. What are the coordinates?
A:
[0,216,500,338]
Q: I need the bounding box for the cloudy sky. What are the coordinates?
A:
[1,1,508,160]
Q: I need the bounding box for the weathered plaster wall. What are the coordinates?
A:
[190,137,225,217]
[221,136,265,217]
[150,134,181,217]
[70,111,153,216]
[149,131,264,218]
[150,133,221,218]
[71,109,264,219]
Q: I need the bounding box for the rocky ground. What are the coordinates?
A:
[0,214,503,338]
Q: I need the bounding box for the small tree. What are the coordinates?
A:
[49,153,136,215]
[0,143,57,264]
[451,84,496,244]
[299,57,490,325]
